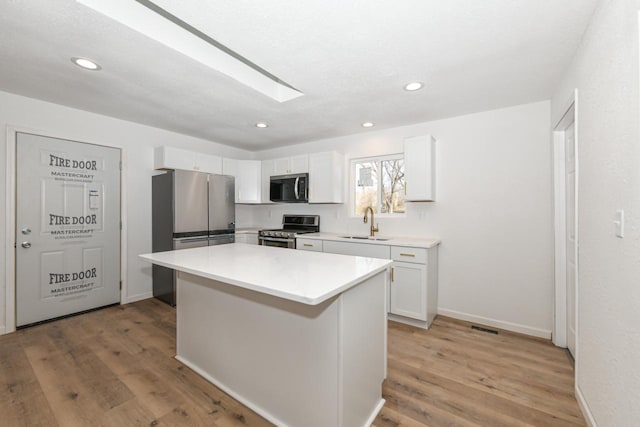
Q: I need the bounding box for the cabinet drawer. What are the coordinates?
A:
[391,246,427,263]
[297,238,323,252]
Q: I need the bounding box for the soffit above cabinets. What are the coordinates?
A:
[0,0,598,150]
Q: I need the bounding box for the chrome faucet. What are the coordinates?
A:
[363,207,379,237]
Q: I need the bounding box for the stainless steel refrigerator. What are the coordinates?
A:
[152,170,235,306]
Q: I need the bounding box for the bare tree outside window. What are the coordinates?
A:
[353,156,405,215]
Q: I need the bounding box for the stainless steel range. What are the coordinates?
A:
[259,215,320,249]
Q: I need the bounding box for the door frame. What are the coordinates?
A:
[552,89,579,353]
[4,126,128,334]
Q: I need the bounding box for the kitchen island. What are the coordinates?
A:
[140,243,392,427]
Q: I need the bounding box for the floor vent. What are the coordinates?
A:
[471,325,499,334]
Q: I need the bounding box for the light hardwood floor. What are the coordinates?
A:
[0,299,584,426]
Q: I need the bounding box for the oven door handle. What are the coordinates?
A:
[294,177,300,200]
[260,236,293,243]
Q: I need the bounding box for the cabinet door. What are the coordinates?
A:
[197,153,223,175]
[222,158,237,176]
[290,155,309,173]
[236,160,262,203]
[261,159,274,203]
[309,151,344,203]
[404,135,436,201]
[390,262,427,320]
[273,157,290,175]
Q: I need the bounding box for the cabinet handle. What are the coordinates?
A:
[404,182,407,195]
[303,243,313,247]
[400,253,416,257]
[391,267,395,282]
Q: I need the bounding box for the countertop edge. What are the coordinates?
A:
[297,233,441,248]
[139,253,392,306]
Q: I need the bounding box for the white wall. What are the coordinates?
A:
[249,101,554,337]
[0,90,250,333]
[551,1,640,425]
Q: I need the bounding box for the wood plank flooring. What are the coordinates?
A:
[0,299,584,426]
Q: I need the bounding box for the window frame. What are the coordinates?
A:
[349,153,406,218]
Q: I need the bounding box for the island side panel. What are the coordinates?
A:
[338,270,387,427]
[176,271,340,427]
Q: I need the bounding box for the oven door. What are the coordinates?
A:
[259,236,296,249]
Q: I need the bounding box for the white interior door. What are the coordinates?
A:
[16,132,121,327]
[565,122,577,357]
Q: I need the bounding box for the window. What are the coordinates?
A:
[352,154,405,216]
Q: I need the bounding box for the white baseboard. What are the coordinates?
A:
[176,355,286,427]
[364,399,385,427]
[576,385,597,427]
[0,325,5,336]
[124,292,153,304]
[437,307,552,339]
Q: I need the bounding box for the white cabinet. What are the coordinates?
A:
[390,245,438,326]
[154,146,222,174]
[261,159,274,203]
[317,238,438,329]
[222,159,262,204]
[236,232,259,245]
[296,238,323,252]
[322,240,390,259]
[390,262,427,321]
[404,135,436,201]
[308,151,344,204]
[273,155,309,175]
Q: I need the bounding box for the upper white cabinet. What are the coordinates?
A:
[261,159,274,203]
[154,146,222,175]
[273,154,309,175]
[222,159,262,204]
[309,151,344,204]
[404,135,436,201]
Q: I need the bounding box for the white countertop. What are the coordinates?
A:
[299,232,441,249]
[140,244,392,305]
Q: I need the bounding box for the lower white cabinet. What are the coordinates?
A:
[321,240,389,259]
[296,238,323,252]
[390,262,427,320]
[298,238,438,329]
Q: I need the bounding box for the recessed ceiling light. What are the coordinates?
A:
[361,122,375,128]
[71,57,102,71]
[255,122,269,128]
[403,81,423,91]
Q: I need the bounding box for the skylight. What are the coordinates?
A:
[76,0,304,102]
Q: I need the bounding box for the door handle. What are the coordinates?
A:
[21,242,31,249]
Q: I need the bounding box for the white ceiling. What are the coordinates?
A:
[0,0,597,150]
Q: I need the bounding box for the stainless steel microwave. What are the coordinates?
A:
[270,173,308,203]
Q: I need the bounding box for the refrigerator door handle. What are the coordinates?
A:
[294,177,300,200]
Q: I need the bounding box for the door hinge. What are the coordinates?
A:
[120,221,123,230]
[119,281,122,290]
[119,161,123,171]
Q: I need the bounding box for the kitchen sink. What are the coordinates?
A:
[340,235,389,241]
